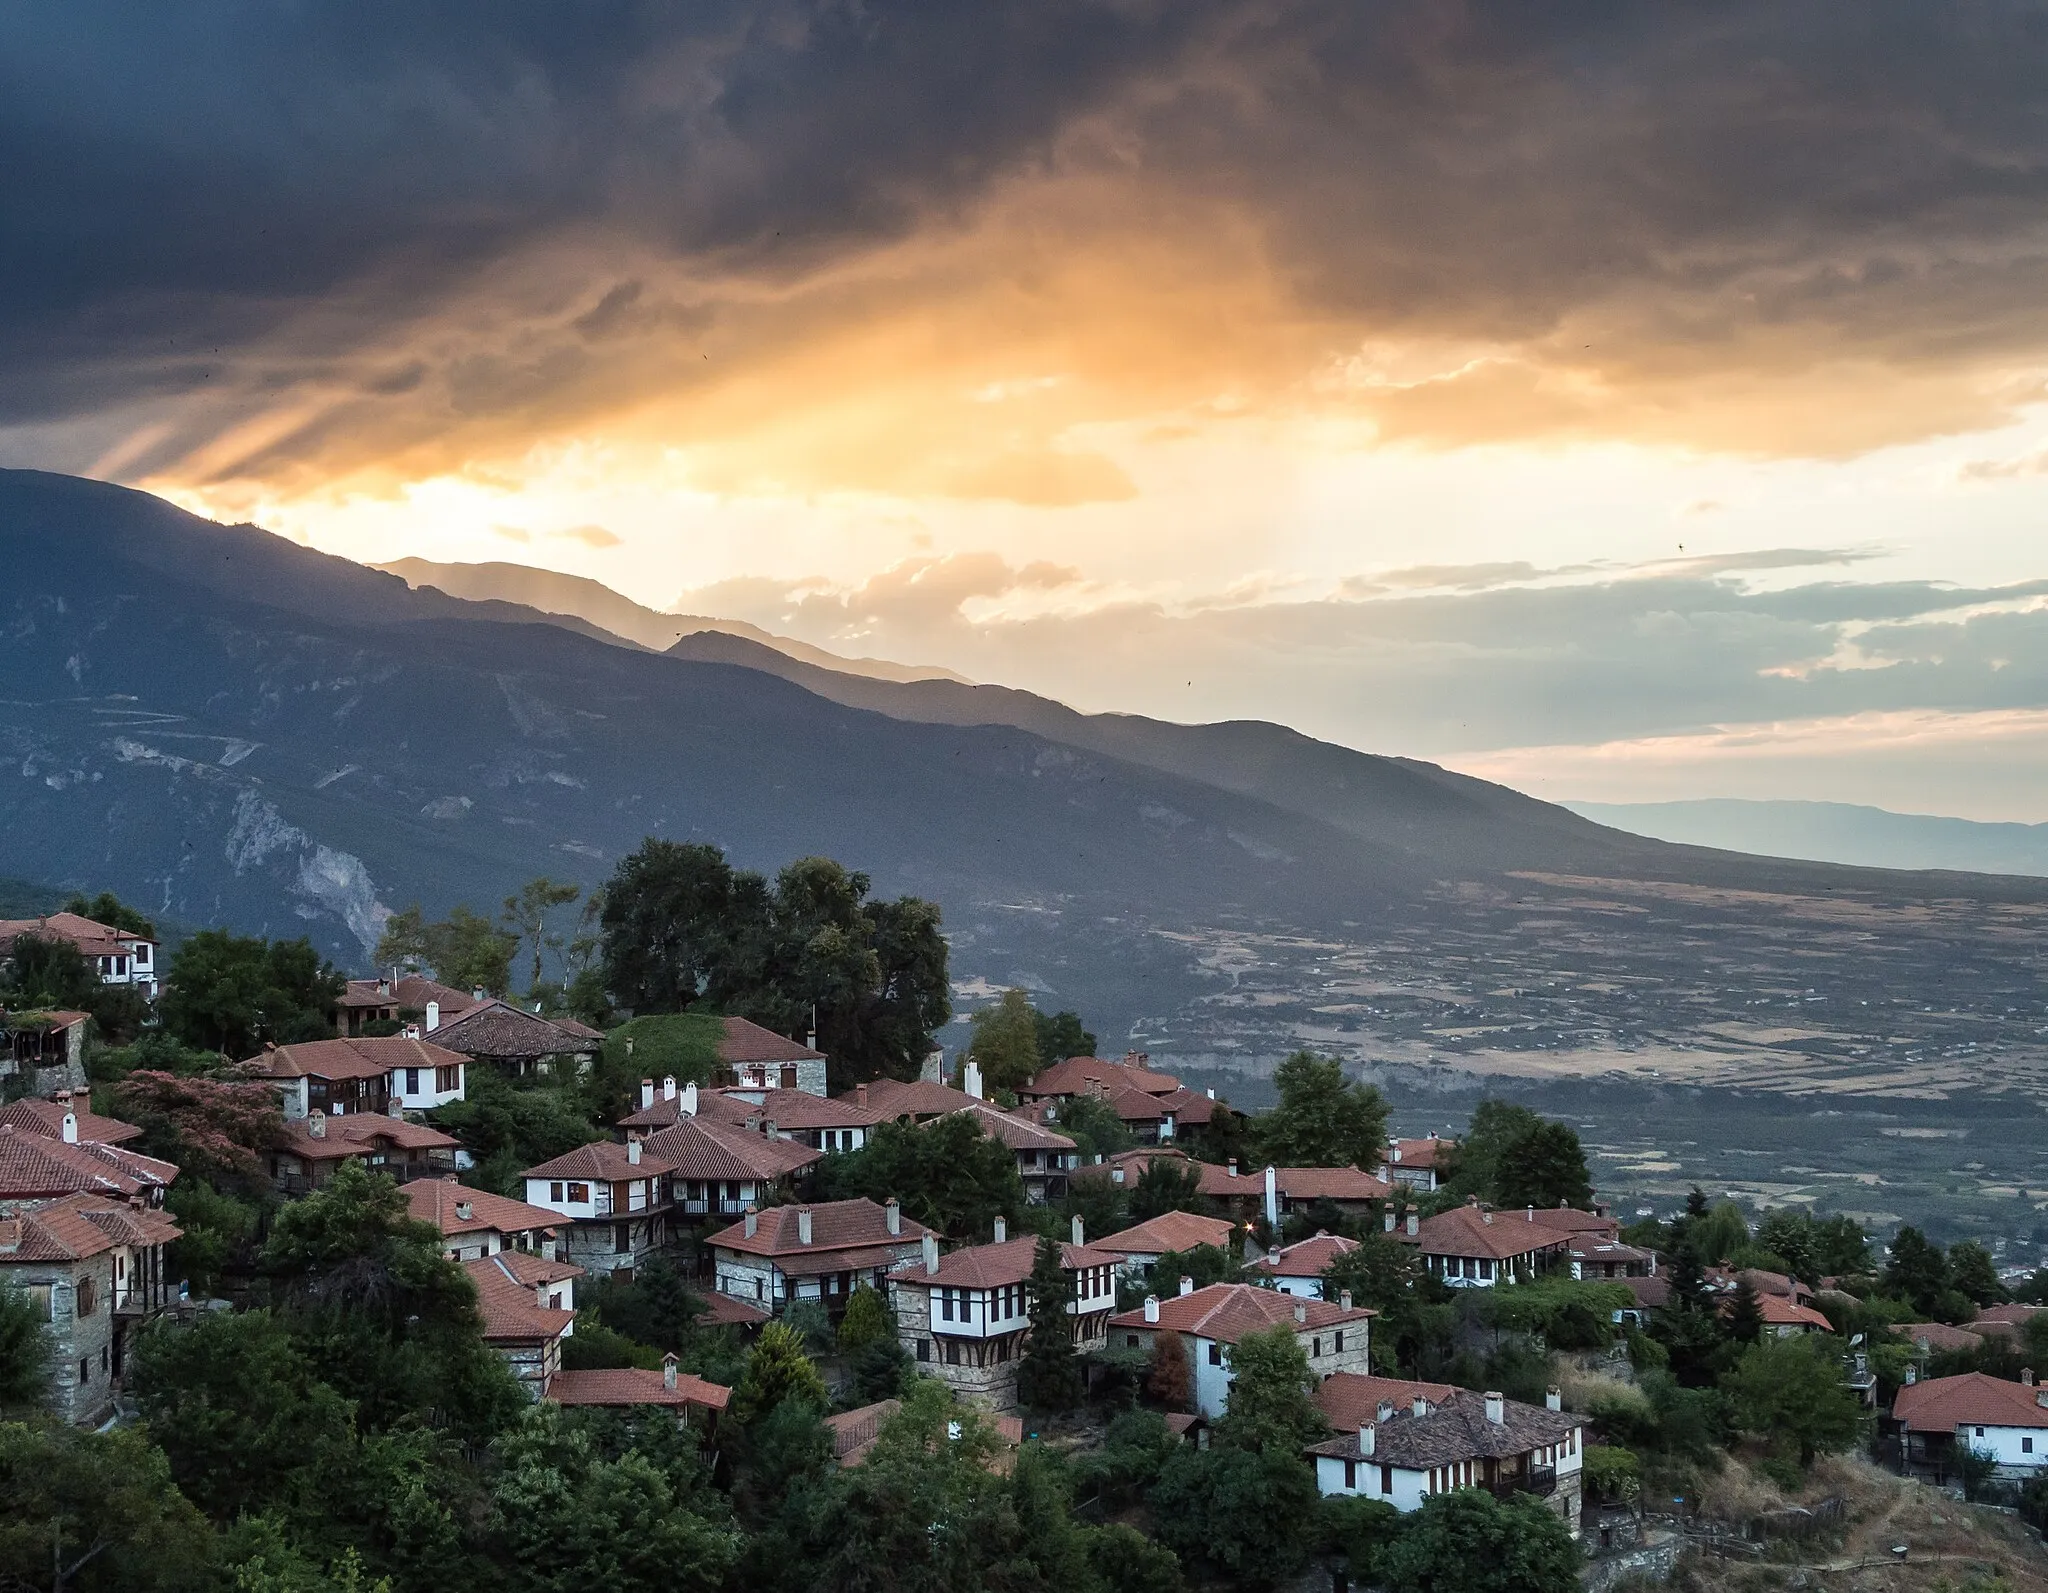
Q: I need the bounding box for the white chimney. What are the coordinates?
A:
[1179,1275,1195,1297]
[627,1138,642,1165]
[640,1079,655,1110]
[663,1075,677,1100]
[60,1110,78,1145]
[663,1353,678,1391]
[886,1198,901,1236]
[1359,1423,1375,1457]
[1484,1391,1505,1425]
[1546,1386,1562,1412]
[1412,1395,1429,1416]
[994,1216,1008,1244]
[426,1000,440,1032]
[1384,1209,1396,1233]
[744,1207,759,1238]
[923,1232,940,1274]
[1293,1300,1307,1324]
[1206,1087,1215,1100]
[1264,1165,1279,1227]
[963,1060,983,1100]
[1227,1161,1239,1178]
[456,1200,472,1222]
[1393,1144,1404,1163]
[1340,1289,1353,1311]
[307,1110,326,1140]
[1143,1294,1160,1323]
[682,1083,698,1117]
[1072,1215,1085,1246]
[1904,1364,1917,1385]
[472,986,485,1003]
[797,1208,813,1245]
[1377,1399,1395,1422]
[1405,1213,1418,1237]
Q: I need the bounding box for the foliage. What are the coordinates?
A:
[1070,1409,1182,1512]
[579,1257,705,1354]
[1723,1336,1865,1466]
[732,1322,829,1425]
[782,1300,836,1357]
[1319,1495,1405,1590]
[1149,1445,1320,1589]
[1215,1325,1325,1454]
[159,930,342,1056]
[1018,1236,1083,1412]
[1127,1155,1204,1223]
[0,1285,53,1409]
[843,1337,914,1406]
[0,1419,220,1593]
[561,1317,663,1371]
[1033,1008,1096,1066]
[114,1068,287,1188]
[1725,1277,1766,1344]
[1254,1051,1390,1169]
[816,1113,1024,1238]
[1054,1095,1135,1159]
[62,890,157,938]
[375,903,518,997]
[1444,1100,1592,1211]
[1146,1328,1191,1410]
[1946,1241,2004,1307]
[835,1283,894,1352]
[502,877,583,993]
[0,930,98,1007]
[426,1070,602,1196]
[1474,1276,1632,1351]
[1581,1444,1642,1505]
[964,988,1043,1093]
[1377,1489,1581,1593]
[1755,1209,1870,1283]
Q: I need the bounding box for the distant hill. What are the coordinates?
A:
[376,557,967,683]
[1567,798,2048,878]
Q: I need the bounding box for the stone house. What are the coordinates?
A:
[0,1010,90,1096]
[951,1101,1079,1204]
[521,1139,674,1278]
[1198,1162,1391,1224]
[0,1123,177,1215]
[706,1197,930,1317]
[1107,1281,1374,1419]
[710,1017,830,1097]
[1379,1136,1454,1193]
[1397,1204,1571,1287]
[642,1113,821,1223]
[270,1109,462,1194]
[465,1248,581,1399]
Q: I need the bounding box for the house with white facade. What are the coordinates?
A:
[1306,1380,1584,1537]
[247,1035,466,1118]
[0,911,159,998]
[623,1077,885,1155]
[1894,1370,2048,1484]
[642,1114,821,1223]
[1252,1232,1360,1299]
[404,1176,563,1261]
[271,1110,462,1194]
[887,1217,1120,1409]
[1397,1203,1570,1287]
[1380,1136,1454,1193]
[465,1248,582,1398]
[521,1139,674,1277]
[705,1196,930,1317]
[1107,1281,1373,1418]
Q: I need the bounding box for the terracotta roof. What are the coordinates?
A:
[851,1078,984,1119]
[1110,1282,1373,1343]
[1318,1372,1461,1430]
[1894,1322,1985,1354]
[713,1088,885,1131]
[1894,1372,2048,1434]
[827,1398,901,1465]
[705,1197,930,1261]
[1152,1085,1218,1126]
[954,1101,1076,1153]
[1570,1237,1655,1267]
[0,1125,177,1200]
[1307,1388,1580,1470]
[892,1235,1121,1290]
[0,1095,144,1146]
[1749,1294,1833,1330]
[697,1292,771,1329]
[335,982,401,1011]
[0,912,152,958]
[1621,1275,1671,1310]
[246,1036,467,1081]
[391,975,481,1016]
[1093,1210,1238,1257]
[0,1202,114,1262]
[425,1001,597,1059]
[464,1252,579,1341]
[617,1090,746,1132]
[1522,1206,1620,1238]
[523,1140,675,1181]
[642,1116,823,1183]
[284,1113,462,1162]
[1404,1205,1573,1262]
[1103,1085,1168,1124]
[1733,1267,1809,1301]
[1968,1303,2046,1339]
[1384,1136,1455,1172]
[1021,1055,1183,1100]
[403,1176,562,1238]
[1071,1147,1192,1185]
[1253,1232,1361,1279]
[719,1017,824,1064]
[1198,1164,1391,1203]
[547,1366,731,1412]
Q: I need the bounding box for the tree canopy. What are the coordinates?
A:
[1254,1051,1389,1169]
[159,930,342,1056]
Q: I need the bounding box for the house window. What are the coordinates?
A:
[940,1291,954,1323]
[614,1223,632,1253]
[917,1339,930,1362]
[1343,1459,1357,1490]
[567,1182,590,1204]
[1126,1334,1139,1348]
[404,1068,421,1095]
[437,1065,460,1092]
[1312,1336,1322,1358]
[79,1358,89,1384]
[75,1277,97,1317]
[1207,1342,1222,1366]
[1976,1427,1987,1438]
[2025,1438,2034,1454]
[1334,1329,1345,1352]
[550,1181,565,1202]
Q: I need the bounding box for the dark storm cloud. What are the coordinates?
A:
[9,2,2048,461]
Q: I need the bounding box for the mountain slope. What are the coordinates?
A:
[1568,798,2048,878]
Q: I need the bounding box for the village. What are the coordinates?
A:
[2,879,2047,1593]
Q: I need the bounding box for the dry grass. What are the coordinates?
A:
[1557,1361,1650,1416]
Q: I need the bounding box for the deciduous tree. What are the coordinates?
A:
[1214,1325,1324,1455]
[1377,1489,1580,1593]
[1254,1052,1389,1169]
[1724,1336,1865,1466]
[963,988,1041,1093]
[159,930,341,1055]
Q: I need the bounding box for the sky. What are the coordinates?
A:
[11,6,2048,818]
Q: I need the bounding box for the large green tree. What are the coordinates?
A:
[817,1114,1025,1239]
[1254,1052,1389,1169]
[0,931,97,1008]
[1149,1445,1320,1589]
[1377,1489,1581,1593]
[159,930,342,1055]
[731,1323,829,1426]
[0,1421,220,1593]
[1214,1325,1325,1455]
[1724,1337,1865,1466]
[1882,1226,1951,1318]
[964,988,1042,1093]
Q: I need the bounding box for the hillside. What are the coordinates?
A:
[1571,798,2048,878]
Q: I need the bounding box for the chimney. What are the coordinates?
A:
[663,1075,677,1100]
[379,977,391,998]
[681,1083,698,1117]
[1340,1290,1353,1311]
[472,986,485,1003]
[856,1083,870,1110]
[2024,1367,2036,1387]
[1384,1209,1397,1233]
[426,1000,440,1032]
[923,1232,940,1274]
[1143,1294,1160,1323]
[744,1206,759,1238]
[807,1027,818,1053]
[963,1060,983,1100]
[1377,1399,1394,1422]
[1359,1423,1375,1458]
[307,1110,326,1139]
[536,1283,548,1308]
[1484,1391,1505,1425]
[1267,1246,1282,1265]
[663,1352,678,1391]
[1546,1386,1563,1412]
[388,1098,404,1119]
[1412,1395,1429,1416]
[1264,1165,1279,1227]
[456,1200,472,1222]
[885,1197,902,1236]
[1482,1211,1493,1225]
[640,1079,655,1110]
[627,1138,642,1165]
[797,1208,813,1245]
[1072,1215,1085,1246]
[1293,1300,1307,1324]
[1405,1213,1418,1237]
[1526,1207,1534,1222]
[1206,1087,1215,1100]
[994,1215,1008,1244]
[1227,1160,1239,1178]
[1393,1143,1404,1163]
[763,1119,778,1140]
[60,1109,78,1145]
[1904,1364,1917,1385]
[1179,1275,1195,1297]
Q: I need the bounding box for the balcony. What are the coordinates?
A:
[1511,1465,1558,1499]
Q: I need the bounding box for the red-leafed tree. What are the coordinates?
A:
[111,1070,286,1188]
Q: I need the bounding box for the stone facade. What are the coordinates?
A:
[4,1250,117,1425]
[891,1279,1021,1409]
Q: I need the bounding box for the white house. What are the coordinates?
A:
[1380,1136,1453,1193]
[1252,1231,1361,1299]
[403,1176,563,1262]
[520,1139,674,1277]
[0,912,158,998]
[1894,1370,2048,1483]
[1397,1204,1570,1287]
[465,1249,582,1399]
[705,1197,931,1316]
[1107,1281,1373,1418]
[1306,1381,1584,1537]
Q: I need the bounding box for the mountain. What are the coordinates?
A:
[375,557,967,683]
[1567,798,2048,878]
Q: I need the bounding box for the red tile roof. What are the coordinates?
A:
[464,1252,579,1342]
[642,1116,823,1183]
[1093,1210,1238,1257]
[403,1176,563,1238]
[1109,1282,1373,1343]
[245,1036,467,1081]
[718,1017,824,1064]
[1521,1206,1620,1239]
[0,1095,143,1146]
[1894,1372,2048,1434]
[425,1000,598,1059]
[547,1366,731,1412]
[284,1112,462,1162]
[1317,1372,1460,1430]
[0,911,152,959]
[705,1197,930,1261]
[0,1125,177,1200]
[826,1398,901,1465]
[1749,1294,1833,1330]
[1197,1164,1390,1203]
[850,1078,984,1119]
[697,1292,771,1329]
[523,1140,675,1181]
[1383,1136,1454,1172]
[1893,1322,1984,1354]
[0,1203,114,1261]
[1967,1303,2046,1339]
[1021,1055,1183,1100]
[1403,1204,1573,1262]
[1071,1147,1192,1185]
[714,1088,885,1132]
[954,1101,1076,1153]
[892,1235,1121,1290]
[392,975,482,1016]
[1253,1232,1360,1280]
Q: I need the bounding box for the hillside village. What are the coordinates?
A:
[1,855,2046,1593]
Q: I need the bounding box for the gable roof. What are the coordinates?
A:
[826,1398,901,1465]
[1071,1147,1193,1186]
[547,1366,731,1412]
[424,1001,597,1059]
[0,1202,114,1262]
[1317,1372,1461,1430]
[1893,1322,1984,1354]
[1894,1372,2048,1434]
[718,1017,825,1064]
[245,1036,468,1081]
[1197,1164,1391,1203]
[1384,1136,1455,1172]
[643,1116,823,1183]
[1750,1294,1834,1330]
[392,975,482,1016]
[1021,1055,1183,1100]
[1093,1210,1238,1257]
[1308,1388,1580,1469]
[0,1125,177,1201]
[464,1251,580,1342]
[1404,1204,1573,1262]
[705,1197,929,1261]
[953,1100,1076,1153]
[850,1078,984,1119]
[523,1139,675,1182]
[403,1176,563,1238]
[1254,1231,1360,1280]
[1968,1303,2046,1338]
[1109,1281,1373,1343]
[892,1234,1121,1290]
[283,1113,462,1162]
[0,1094,144,1146]
[1522,1206,1620,1238]
[0,911,152,957]
[713,1087,885,1131]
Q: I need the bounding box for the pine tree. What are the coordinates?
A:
[1017,1237,1082,1411]
[1726,1277,1766,1344]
